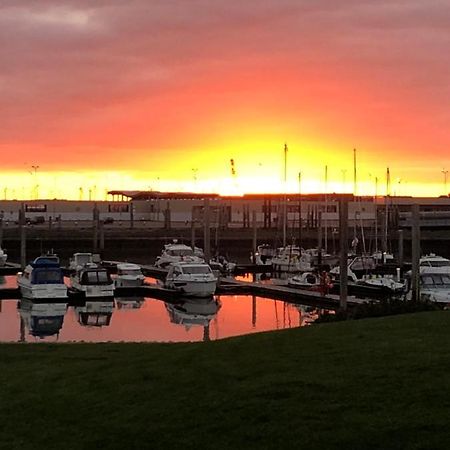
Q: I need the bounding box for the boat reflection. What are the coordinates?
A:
[18,298,67,340]
[75,299,114,327]
[165,297,221,341]
[116,297,145,309]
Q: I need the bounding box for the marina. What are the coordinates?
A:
[0,276,327,343]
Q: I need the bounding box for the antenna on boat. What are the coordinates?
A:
[353,148,357,196]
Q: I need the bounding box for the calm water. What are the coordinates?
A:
[0,276,326,343]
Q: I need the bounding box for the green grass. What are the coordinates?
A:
[2,312,450,450]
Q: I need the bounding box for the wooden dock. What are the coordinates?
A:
[218,278,366,310]
[0,262,21,276]
[0,260,371,310]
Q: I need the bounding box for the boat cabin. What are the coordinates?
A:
[78,267,112,285]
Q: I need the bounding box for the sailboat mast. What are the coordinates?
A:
[383,167,390,253]
[298,171,302,248]
[375,176,378,254]
[282,143,288,247]
[324,165,328,253]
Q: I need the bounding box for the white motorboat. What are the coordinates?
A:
[18,299,67,339]
[70,263,114,298]
[254,244,276,265]
[69,252,100,270]
[418,271,450,304]
[75,300,114,327]
[0,247,7,266]
[115,263,145,288]
[17,255,67,300]
[287,272,322,290]
[271,246,312,273]
[419,254,450,274]
[359,275,405,293]
[165,297,221,328]
[165,262,218,297]
[155,241,204,268]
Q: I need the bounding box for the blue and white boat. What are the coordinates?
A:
[17,255,67,300]
[18,299,67,339]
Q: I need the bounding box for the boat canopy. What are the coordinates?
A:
[31,267,64,284]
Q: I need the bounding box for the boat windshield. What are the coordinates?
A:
[81,270,112,285]
[421,274,450,287]
[427,261,450,267]
[168,249,194,257]
[32,268,63,284]
[182,266,212,275]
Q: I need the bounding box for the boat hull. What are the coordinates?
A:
[166,279,217,297]
[17,280,68,300]
[70,279,114,298]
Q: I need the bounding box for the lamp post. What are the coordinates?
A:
[442,169,449,195]
[31,165,39,200]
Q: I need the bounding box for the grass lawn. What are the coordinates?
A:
[2,311,450,449]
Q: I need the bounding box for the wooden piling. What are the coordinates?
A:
[411,204,420,302]
[20,225,27,270]
[317,211,323,267]
[190,208,196,251]
[93,204,99,253]
[164,201,171,230]
[19,204,26,269]
[252,210,257,264]
[203,198,211,263]
[99,220,105,252]
[339,198,349,311]
[130,201,134,229]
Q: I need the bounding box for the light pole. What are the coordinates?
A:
[31,165,39,200]
[442,168,448,195]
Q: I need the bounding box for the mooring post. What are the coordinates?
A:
[203,198,211,263]
[130,201,134,229]
[0,214,3,248]
[191,208,196,251]
[411,204,421,302]
[317,211,323,267]
[93,203,99,253]
[20,203,27,269]
[99,220,105,252]
[252,210,257,264]
[339,197,349,311]
[163,201,171,230]
[398,229,404,268]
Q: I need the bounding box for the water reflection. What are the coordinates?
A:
[0,276,334,343]
[116,297,145,309]
[165,297,221,342]
[75,300,114,327]
[18,298,67,341]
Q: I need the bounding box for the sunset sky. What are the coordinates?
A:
[1,0,449,199]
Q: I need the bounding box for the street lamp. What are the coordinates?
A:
[31,165,39,200]
[442,168,449,195]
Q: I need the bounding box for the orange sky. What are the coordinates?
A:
[1,1,449,199]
